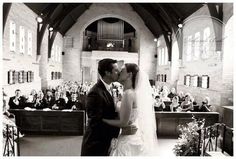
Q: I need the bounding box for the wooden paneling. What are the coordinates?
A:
[222,106,233,128]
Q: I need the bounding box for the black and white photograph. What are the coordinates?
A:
[1,0,235,157]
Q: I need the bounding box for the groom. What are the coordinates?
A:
[81,58,120,156]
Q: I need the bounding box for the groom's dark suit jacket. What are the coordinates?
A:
[81,80,120,156]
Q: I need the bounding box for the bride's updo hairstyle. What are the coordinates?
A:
[125,63,139,89]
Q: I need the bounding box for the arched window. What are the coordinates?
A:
[161,48,165,65]
[202,27,210,59]
[20,26,25,54]
[8,70,14,84]
[10,21,16,52]
[51,45,55,61]
[193,32,200,60]
[186,35,192,61]
[13,71,18,84]
[27,30,32,56]
[202,75,210,88]
[191,75,198,87]
[184,75,191,86]
[164,47,168,65]
[51,72,54,80]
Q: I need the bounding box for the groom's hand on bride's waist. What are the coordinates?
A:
[121,125,137,135]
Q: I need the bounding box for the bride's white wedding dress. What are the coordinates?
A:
[109,70,158,156]
[110,90,144,156]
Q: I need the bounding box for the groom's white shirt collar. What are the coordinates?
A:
[100,77,112,93]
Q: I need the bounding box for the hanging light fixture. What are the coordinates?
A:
[36,13,44,23]
[178,18,183,28]
[48,26,54,32]
[178,23,183,28]
[154,38,157,42]
[36,16,43,23]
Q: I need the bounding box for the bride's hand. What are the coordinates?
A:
[102,118,108,123]
[121,124,137,135]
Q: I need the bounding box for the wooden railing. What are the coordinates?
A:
[197,123,233,156]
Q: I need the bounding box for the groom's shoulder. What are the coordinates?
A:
[87,82,103,95]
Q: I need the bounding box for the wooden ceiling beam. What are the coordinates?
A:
[59,4,91,35]
[50,4,80,30]
[158,4,182,25]
[131,4,173,61]
[207,3,223,51]
[3,3,12,33]
[165,4,183,20]
[37,4,60,56]
[142,4,172,33]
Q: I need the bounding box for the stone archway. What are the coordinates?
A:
[63,4,156,82]
[79,13,141,67]
[80,16,140,83]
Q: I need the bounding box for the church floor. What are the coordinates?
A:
[19,135,177,156]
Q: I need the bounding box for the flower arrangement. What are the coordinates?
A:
[173,116,205,156]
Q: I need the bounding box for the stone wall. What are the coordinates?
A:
[155,4,233,118]
[2,3,64,96]
[2,3,41,97]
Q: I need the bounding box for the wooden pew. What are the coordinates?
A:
[9,109,86,135]
[155,111,219,137]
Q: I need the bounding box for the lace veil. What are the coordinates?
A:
[135,70,158,155]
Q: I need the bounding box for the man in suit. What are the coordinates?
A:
[51,91,66,110]
[8,89,26,109]
[44,90,55,109]
[81,58,120,156]
[66,93,83,110]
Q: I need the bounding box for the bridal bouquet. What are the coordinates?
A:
[173,116,205,156]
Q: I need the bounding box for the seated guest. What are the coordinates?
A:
[34,91,46,109]
[8,89,26,109]
[52,91,66,110]
[25,89,37,108]
[61,91,69,104]
[154,95,166,111]
[180,93,193,112]
[160,85,169,93]
[66,93,83,110]
[160,89,171,102]
[178,91,185,102]
[170,96,180,112]
[168,87,177,100]
[66,91,71,100]
[44,90,55,109]
[152,85,159,97]
[2,88,14,118]
[191,97,198,106]
[198,96,212,112]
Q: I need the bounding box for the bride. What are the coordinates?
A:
[102,63,158,156]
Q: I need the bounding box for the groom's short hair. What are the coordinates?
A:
[98,58,117,77]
